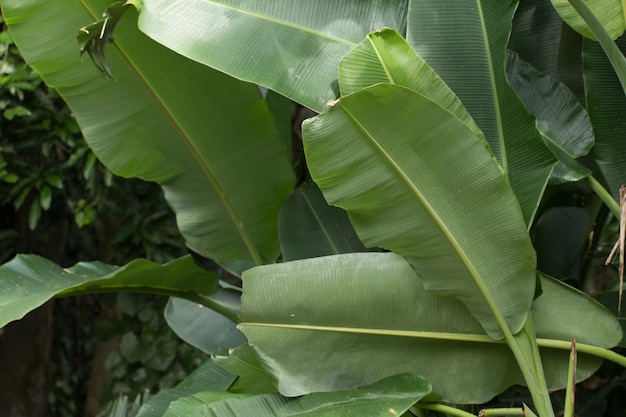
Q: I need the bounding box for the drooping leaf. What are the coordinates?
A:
[406,0,556,224]
[584,35,626,199]
[278,181,368,261]
[165,291,245,355]
[213,344,277,394]
[130,0,409,112]
[550,0,625,40]
[240,252,621,403]
[0,255,216,328]
[136,360,236,417]
[506,51,593,183]
[302,83,535,339]
[162,373,431,417]
[3,0,295,273]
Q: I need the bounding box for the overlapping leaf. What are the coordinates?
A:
[407,0,556,224]
[164,292,245,355]
[240,253,621,403]
[584,35,626,198]
[338,28,487,146]
[136,360,236,417]
[3,0,294,273]
[506,51,593,183]
[550,0,625,40]
[162,373,430,417]
[131,0,409,112]
[0,255,215,328]
[302,83,535,339]
[278,181,368,261]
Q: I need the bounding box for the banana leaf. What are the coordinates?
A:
[278,181,368,261]
[239,252,621,404]
[129,0,409,112]
[136,360,236,417]
[584,35,626,199]
[338,28,487,146]
[406,0,556,224]
[0,254,215,328]
[506,51,593,184]
[509,0,564,76]
[161,373,430,417]
[212,344,277,394]
[2,0,295,273]
[164,292,245,355]
[550,0,624,40]
[302,83,535,339]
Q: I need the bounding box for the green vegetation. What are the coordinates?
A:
[1,0,626,416]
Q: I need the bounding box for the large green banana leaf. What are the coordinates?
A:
[239,252,621,404]
[2,0,294,272]
[0,254,215,328]
[506,51,593,183]
[407,0,556,225]
[338,28,487,146]
[128,0,408,112]
[584,36,626,199]
[161,373,430,417]
[302,83,535,339]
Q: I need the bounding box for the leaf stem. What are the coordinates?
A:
[536,338,626,368]
[411,403,477,417]
[587,175,620,218]
[566,0,626,95]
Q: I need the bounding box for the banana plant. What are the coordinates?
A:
[1,0,626,416]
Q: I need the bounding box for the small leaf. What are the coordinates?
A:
[45,174,63,189]
[28,199,41,230]
[39,184,52,210]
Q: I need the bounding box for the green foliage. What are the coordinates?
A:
[2,0,626,416]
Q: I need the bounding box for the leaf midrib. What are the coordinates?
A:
[339,98,509,336]
[202,0,357,47]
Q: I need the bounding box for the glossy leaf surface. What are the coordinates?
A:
[3,0,294,272]
[133,0,409,112]
[407,0,556,224]
[0,255,215,328]
[303,83,535,339]
[240,253,621,403]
